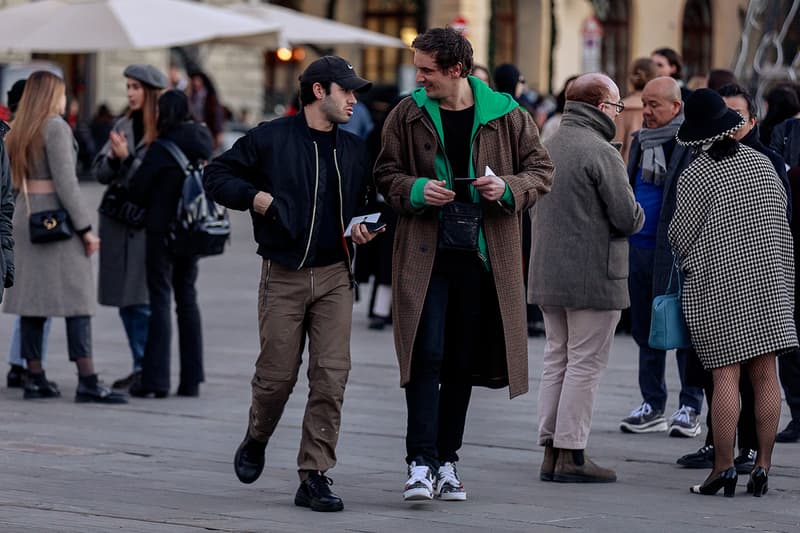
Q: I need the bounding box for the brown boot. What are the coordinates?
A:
[553,449,617,483]
[540,440,559,481]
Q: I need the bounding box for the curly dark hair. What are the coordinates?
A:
[412,27,473,78]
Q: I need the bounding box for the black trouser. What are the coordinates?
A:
[21,316,90,361]
[779,349,800,421]
[141,232,203,391]
[405,250,499,469]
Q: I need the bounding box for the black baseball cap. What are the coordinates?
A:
[299,56,372,93]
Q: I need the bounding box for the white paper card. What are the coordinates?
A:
[485,165,496,176]
[344,212,381,237]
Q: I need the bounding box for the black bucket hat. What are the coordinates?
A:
[677,88,745,146]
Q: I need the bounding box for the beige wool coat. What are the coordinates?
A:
[374,94,554,398]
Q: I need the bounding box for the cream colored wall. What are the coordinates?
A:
[551,0,594,93]
[628,0,682,60]
[517,0,551,93]
[94,50,169,114]
[426,0,490,67]
[711,0,749,69]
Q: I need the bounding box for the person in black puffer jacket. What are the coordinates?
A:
[128,90,213,398]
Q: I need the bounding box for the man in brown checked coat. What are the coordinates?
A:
[374,27,554,502]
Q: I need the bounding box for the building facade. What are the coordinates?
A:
[0,0,783,121]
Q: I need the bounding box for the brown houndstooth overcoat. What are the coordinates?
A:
[374,96,554,398]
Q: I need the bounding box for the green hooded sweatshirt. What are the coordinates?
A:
[409,76,519,269]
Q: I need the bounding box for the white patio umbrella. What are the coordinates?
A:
[227,2,407,49]
[0,0,282,52]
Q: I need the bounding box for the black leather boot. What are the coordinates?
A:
[23,371,60,399]
[76,374,128,404]
[7,364,26,388]
[234,431,267,484]
[294,471,344,512]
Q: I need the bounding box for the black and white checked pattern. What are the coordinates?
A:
[668,145,798,369]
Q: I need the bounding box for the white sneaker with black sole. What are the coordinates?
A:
[435,462,467,501]
[668,405,701,437]
[403,461,434,501]
[620,401,668,433]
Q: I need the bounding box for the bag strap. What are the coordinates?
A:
[155,139,192,177]
[21,178,31,216]
[666,254,682,294]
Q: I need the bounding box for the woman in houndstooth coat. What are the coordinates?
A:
[669,89,797,498]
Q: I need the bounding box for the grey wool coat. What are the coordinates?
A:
[669,145,797,369]
[91,115,148,307]
[528,101,645,310]
[3,116,95,317]
[374,92,554,399]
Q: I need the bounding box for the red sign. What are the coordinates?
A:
[451,16,468,35]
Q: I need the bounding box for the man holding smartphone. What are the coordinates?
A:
[204,56,378,512]
[375,27,554,502]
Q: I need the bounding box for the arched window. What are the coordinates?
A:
[594,0,630,93]
[682,0,712,80]
[490,0,517,71]
[363,0,419,83]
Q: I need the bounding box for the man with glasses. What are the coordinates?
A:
[529,73,644,483]
[620,77,705,438]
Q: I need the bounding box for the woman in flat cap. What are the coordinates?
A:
[91,64,167,390]
[669,88,797,497]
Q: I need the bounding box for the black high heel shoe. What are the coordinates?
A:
[689,466,738,497]
[746,466,768,497]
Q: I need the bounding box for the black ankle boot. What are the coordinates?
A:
[23,371,60,399]
[76,374,128,404]
[234,431,267,484]
[294,471,344,512]
[7,364,26,388]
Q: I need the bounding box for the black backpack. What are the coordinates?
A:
[156,139,231,257]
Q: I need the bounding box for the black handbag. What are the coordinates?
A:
[439,201,482,251]
[98,182,146,228]
[23,179,73,244]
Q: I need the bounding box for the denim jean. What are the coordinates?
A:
[629,245,703,413]
[8,316,51,367]
[119,304,151,372]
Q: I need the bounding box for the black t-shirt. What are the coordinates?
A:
[440,106,475,201]
[308,128,346,267]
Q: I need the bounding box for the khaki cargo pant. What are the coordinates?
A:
[248,259,353,480]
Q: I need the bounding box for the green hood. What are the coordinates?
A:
[411,77,519,268]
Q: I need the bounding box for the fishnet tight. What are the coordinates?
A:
[710,353,781,474]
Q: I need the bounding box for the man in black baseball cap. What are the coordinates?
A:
[299,55,372,93]
[204,56,379,513]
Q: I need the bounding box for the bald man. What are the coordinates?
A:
[529,73,644,483]
[620,77,705,438]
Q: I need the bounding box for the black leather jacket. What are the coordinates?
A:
[0,119,14,301]
[203,112,371,273]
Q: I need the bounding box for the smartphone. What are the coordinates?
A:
[453,176,477,182]
[363,221,387,233]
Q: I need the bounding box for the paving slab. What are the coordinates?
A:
[1,183,799,532]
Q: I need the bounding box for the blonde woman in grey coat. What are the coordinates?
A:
[92,65,167,389]
[3,71,126,403]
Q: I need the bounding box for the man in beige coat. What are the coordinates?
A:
[375,27,553,502]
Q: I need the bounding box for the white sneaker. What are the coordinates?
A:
[668,405,702,438]
[403,461,434,501]
[435,462,467,501]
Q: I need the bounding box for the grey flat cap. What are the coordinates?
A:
[123,64,168,89]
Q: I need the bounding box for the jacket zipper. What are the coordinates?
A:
[298,141,320,269]
[470,125,487,263]
[333,149,357,288]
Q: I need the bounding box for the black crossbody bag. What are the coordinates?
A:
[439,201,482,251]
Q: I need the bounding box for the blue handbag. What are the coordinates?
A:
[648,257,692,350]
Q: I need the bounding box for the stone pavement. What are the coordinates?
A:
[1,184,799,532]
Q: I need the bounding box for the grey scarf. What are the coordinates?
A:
[638,111,684,185]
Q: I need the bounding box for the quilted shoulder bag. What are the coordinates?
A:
[648,256,691,350]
